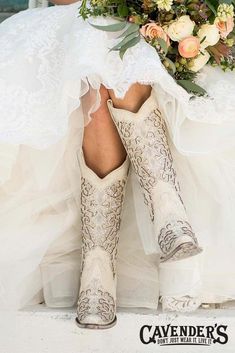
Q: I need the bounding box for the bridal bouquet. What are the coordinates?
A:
[79,0,235,94]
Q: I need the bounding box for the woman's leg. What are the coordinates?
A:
[76,85,130,329]
[82,85,127,177]
[107,83,202,263]
[108,83,152,113]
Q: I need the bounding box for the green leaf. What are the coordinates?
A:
[117,23,140,38]
[119,35,141,59]
[204,0,217,15]
[208,14,216,24]
[177,80,207,95]
[200,36,206,44]
[120,35,141,51]
[117,4,129,17]
[120,48,128,59]
[111,32,140,51]
[156,38,168,55]
[89,21,128,32]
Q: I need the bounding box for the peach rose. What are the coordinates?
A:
[215,17,234,38]
[178,36,200,58]
[140,23,170,46]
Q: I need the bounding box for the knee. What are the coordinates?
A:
[89,85,112,125]
[99,84,110,102]
[108,83,152,113]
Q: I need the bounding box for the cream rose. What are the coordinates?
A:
[167,15,195,42]
[197,24,220,49]
[178,36,200,58]
[140,23,170,45]
[215,17,234,38]
[189,51,210,72]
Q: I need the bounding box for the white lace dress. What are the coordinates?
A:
[0,1,235,312]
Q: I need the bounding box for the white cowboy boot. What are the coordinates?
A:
[107,90,203,263]
[75,148,130,329]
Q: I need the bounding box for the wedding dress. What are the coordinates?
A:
[0,1,235,312]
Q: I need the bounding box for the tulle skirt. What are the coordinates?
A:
[0,1,235,310]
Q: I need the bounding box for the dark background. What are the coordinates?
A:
[0,1,53,22]
[0,0,28,12]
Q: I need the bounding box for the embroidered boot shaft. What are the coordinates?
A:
[76,149,130,329]
[107,91,202,263]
